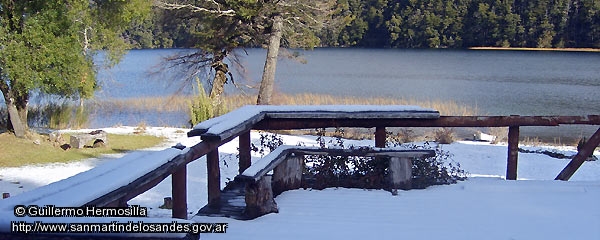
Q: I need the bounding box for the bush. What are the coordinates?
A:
[434,127,455,144]
[188,78,227,126]
[27,103,89,129]
[305,128,467,190]
[247,129,467,191]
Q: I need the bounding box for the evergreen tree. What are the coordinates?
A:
[0,0,150,137]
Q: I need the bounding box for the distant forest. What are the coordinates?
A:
[125,0,600,49]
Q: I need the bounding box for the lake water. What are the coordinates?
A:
[8,48,600,141]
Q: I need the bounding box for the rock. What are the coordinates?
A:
[93,139,106,148]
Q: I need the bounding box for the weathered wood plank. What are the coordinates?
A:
[375,127,386,148]
[506,126,519,180]
[254,115,600,130]
[235,147,291,183]
[172,166,187,219]
[389,157,412,194]
[199,112,265,141]
[244,176,278,219]
[555,127,600,180]
[238,131,251,174]
[264,110,440,119]
[272,154,304,196]
[191,105,440,140]
[207,149,221,208]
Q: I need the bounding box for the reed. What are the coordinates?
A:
[92,93,478,117]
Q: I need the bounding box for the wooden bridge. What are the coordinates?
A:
[2,105,600,238]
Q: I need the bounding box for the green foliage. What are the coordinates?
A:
[325,0,600,48]
[122,0,600,49]
[27,103,89,129]
[0,0,150,134]
[188,79,227,126]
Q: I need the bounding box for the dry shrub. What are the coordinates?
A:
[434,128,455,144]
[92,93,477,124]
[488,127,508,144]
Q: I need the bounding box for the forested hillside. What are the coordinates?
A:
[126,0,600,49]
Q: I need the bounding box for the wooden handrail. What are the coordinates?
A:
[77,106,600,220]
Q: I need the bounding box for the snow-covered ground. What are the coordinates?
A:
[1,127,599,239]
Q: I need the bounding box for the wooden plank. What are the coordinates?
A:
[238,131,251,174]
[199,112,265,141]
[555,127,600,181]
[172,165,187,219]
[389,157,412,193]
[86,134,239,209]
[375,127,386,148]
[264,110,440,119]
[244,176,278,219]
[291,148,436,158]
[86,153,184,207]
[236,148,290,182]
[272,154,303,196]
[506,126,519,180]
[207,149,221,208]
[254,115,600,130]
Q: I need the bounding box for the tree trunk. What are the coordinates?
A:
[209,52,229,100]
[257,15,283,105]
[1,77,28,138]
[5,97,27,138]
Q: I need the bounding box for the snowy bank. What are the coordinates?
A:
[1,127,599,239]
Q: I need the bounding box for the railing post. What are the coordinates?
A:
[375,127,386,148]
[506,125,519,180]
[239,131,251,174]
[207,148,221,208]
[172,165,187,219]
[556,127,600,181]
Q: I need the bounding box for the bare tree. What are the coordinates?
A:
[256,0,338,105]
[156,0,338,104]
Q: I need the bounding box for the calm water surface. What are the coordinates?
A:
[89,49,600,141]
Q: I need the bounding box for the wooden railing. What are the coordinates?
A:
[72,105,600,220]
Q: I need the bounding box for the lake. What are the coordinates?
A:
[14,48,600,142]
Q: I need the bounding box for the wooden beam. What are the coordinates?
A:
[555,127,600,181]
[86,135,239,209]
[254,115,600,130]
[375,127,386,148]
[239,131,251,174]
[172,165,187,219]
[506,126,519,180]
[207,149,221,208]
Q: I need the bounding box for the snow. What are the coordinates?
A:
[240,145,299,179]
[1,126,600,239]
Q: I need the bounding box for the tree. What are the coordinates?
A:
[157,0,336,105]
[0,0,150,137]
[256,0,337,105]
[157,0,261,100]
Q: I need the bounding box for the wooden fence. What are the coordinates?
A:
[82,106,600,220]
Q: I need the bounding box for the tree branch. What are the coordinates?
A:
[155,1,235,16]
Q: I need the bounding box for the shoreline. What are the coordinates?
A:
[469,46,600,52]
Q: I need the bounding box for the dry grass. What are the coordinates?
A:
[0,132,164,168]
[93,93,478,116]
[469,47,600,52]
